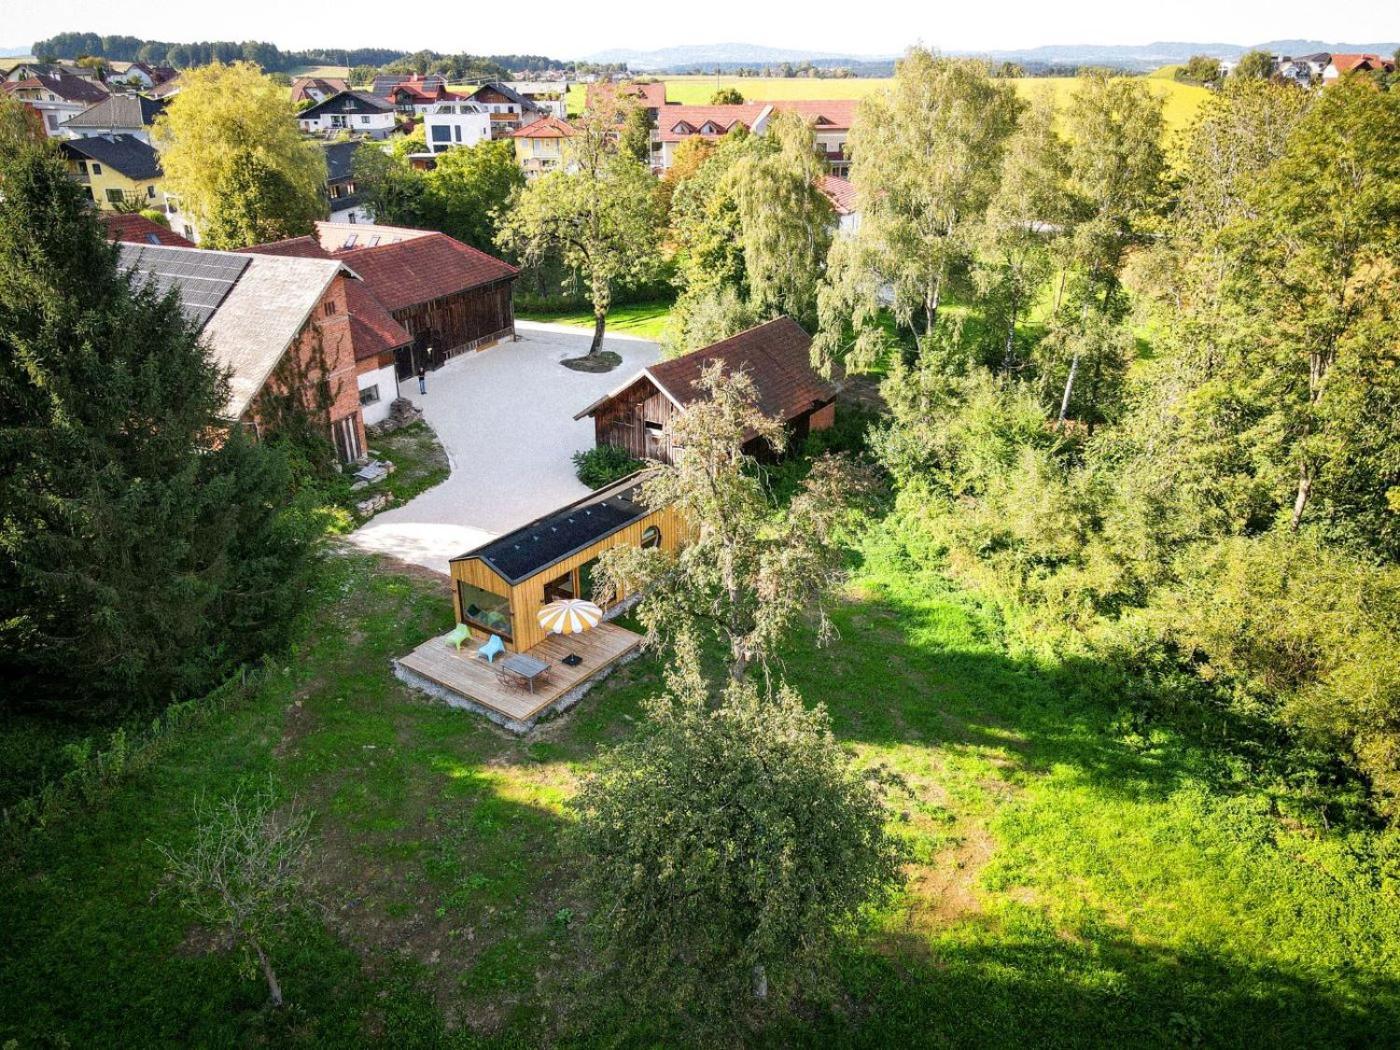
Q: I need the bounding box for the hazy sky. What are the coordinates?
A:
[2,0,1396,58]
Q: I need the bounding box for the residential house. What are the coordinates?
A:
[4,72,109,137]
[291,76,349,105]
[503,80,569,119]
[421,101,492,154]
[1276,52,1330,85]
[382,76,467,115]
[108,61,177,90]
[59,134,164,211]
[574,316,836,465]
[118,244,370,462]
[148,75,183,100]
[1323,53,1396,81]
[60,94,165,144]
[298,91,397,139]
[372,73,446,97]
[100,211,196,247]
[323,140,371,224]
[763,100,858,176]
[654,103,768,169]
[244,220,518,387]
[585,80,667,120]
[3,61,101,84]
[510,115,575,178]
[458,83,544,135]
[819,174,859,235]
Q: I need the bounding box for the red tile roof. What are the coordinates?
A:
[818,175,857,216]
[587,80,667,112]
[101,212,196,248]
[1329,53,1396,74]
[647,317,834,423]
[761,99,859,131]
[290,76,348,102]
[333,233,519,311]
[656,103,767,142]
[512,115,576,138]
[235,234,330,260]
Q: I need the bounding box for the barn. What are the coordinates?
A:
[573,317,837,465]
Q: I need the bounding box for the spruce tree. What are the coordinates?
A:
[0,136,323,715]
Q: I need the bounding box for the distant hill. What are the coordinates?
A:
[586,39,1400,74]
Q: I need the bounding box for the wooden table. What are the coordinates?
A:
[501,652,550,693]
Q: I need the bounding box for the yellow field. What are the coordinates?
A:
[288,64,351,79]
[566,74,1208,133]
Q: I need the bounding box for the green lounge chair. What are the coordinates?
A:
[445,623,471,651]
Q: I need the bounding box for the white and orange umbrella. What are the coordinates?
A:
[537,598,603,636]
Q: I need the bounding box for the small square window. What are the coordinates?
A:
[359,385,380,406]
[91,162,102,174]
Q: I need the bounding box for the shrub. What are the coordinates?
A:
[573,445,643,489]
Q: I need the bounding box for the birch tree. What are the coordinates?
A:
[814,50,1022,371]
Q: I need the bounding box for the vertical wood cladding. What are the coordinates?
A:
[391,277,515,369]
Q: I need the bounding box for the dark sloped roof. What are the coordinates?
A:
[33,72,109,103]
[336,233,518,311]
[299,90,393,120]
[323,140,359,182]
[452,472,654,583]
[60,134,161,181]
[578,318,834,426]
[62,94,163,129]
[117,244,249,328]
[101,212,195,248]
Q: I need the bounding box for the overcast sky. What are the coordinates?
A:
[2,0,1396,58]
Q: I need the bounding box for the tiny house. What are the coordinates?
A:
[448,472,683,653]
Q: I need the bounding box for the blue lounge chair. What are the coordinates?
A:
[477,634,505,663]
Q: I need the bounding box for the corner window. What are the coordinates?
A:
[458,581,512,640]
[641,525,661,549]
[359,384,380,406]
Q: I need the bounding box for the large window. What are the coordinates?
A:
[542,569,575,603]
[578,557,600,603]
[458,581,512,640]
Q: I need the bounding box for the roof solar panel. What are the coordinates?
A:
[117,245,251,328]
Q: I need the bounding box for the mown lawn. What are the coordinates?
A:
[3,525,1397,1046]
[517,301,674,342]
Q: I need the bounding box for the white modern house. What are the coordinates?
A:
[60,94,165,145]
[422,102,492,154]
[298,91,397,139]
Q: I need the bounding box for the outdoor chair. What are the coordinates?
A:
[445,623,471,651]
[477,634,505,663]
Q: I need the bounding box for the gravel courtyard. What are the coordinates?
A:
[349,321,660,574]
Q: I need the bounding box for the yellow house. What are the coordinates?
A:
[59,134,165,212]
[509,115,575,179]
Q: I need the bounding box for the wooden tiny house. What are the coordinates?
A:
[574,317,837,466]
[448,473,683,654]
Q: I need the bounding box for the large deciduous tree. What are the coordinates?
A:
[496,101,661,356]
[815,50,1022,371]
[422,138,524,252]
[155,61,326,249]
[595,363,868,680]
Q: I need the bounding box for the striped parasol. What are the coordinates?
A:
[537,598,603,635]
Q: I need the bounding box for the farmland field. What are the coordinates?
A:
[566,74,1209,133]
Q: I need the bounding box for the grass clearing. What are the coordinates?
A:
[518,300,674,341]
[3,524,1397,1044]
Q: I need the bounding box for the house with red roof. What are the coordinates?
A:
[242,221,519,417]
[1323,54,1397,82]
[5,71,109,137]
[574,317,836,465]
[291,76,349,105]
[101,212,197,249]
[818,175,860,234]
[762,100,859,177]
[510,115,576,178]
[653,99,859,174]
[585,80,668,120]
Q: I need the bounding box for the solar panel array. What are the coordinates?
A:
[118,245,251,328]
[475,488,647,583]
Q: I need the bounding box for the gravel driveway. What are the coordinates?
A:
[349,321,659,574]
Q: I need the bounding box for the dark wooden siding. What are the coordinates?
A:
[592,377,682,463]
[391,277,516,370]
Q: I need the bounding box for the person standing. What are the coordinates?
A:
[417,365,427,395]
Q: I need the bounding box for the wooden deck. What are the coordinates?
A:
[394,622,643,729]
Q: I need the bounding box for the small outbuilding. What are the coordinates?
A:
[448,472,683,654]
[573,316,837,465]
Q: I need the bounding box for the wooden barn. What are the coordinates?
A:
[574,317,837,465]
[447,471,684,654]
[247,221,519,380]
